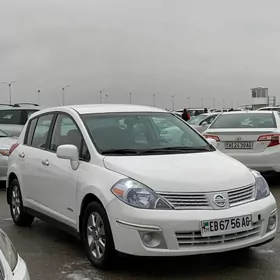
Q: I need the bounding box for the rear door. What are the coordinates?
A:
[206,112,278,153]
[19,113,55,210]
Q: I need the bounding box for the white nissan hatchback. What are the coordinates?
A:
[6,104,277,269]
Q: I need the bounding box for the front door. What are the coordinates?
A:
[38,113,89,228]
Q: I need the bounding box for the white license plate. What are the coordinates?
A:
[225,142,253,149]
[201,215,252,237]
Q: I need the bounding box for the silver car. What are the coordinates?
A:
[0,130,18,181]
[188,113,219,133]
[0,103,41,137]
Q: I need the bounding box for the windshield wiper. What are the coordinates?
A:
[139,147,213,153]
[101,149,143,155]
[102,147,213,155]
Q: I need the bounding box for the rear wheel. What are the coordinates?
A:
[9,179,34,226]
[82,202,116,269]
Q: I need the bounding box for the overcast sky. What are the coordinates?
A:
[1,0,279,109]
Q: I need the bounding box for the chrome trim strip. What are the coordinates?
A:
[116,220,161,231]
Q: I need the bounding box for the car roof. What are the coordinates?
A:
[220,110,275,115]
[36,104,167,115]
[0,106,42,110]
[258,106,280,110]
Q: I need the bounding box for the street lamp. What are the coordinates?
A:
[2,81,16,105]
[187,96,191,108]
[100,89,106,103]
[61,85,70,105]
[172,95,176,111]
[37,89,41,104]
[129,92,132,104]
[153,94,156,107]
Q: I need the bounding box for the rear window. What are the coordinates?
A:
[211,113,276,129]
[0,110,21,124]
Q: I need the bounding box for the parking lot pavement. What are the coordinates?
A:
[0,177,280,280]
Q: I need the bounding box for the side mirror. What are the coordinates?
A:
[207,138,217,148]
[201,121,208,126]
[57,144,80,170]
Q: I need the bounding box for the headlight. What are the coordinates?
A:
[111,179,172,209]
[0,229,18,271]
[252,170,270,200]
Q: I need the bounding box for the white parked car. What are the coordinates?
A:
[0,228,30,279]
[204,111,280,173]
[188,113,219,133]
[7,105,277,269]
[257,106,280,112]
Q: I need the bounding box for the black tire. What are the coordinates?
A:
[9,179,34,227]
[81,201,116,269]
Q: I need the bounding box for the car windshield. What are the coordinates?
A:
[188,114,207,125]
[210,113,276,129]
[82,112,213,155]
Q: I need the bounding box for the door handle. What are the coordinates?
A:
[42,159,50,166]
[18,152,25,158]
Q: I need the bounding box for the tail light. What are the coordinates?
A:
[9,143,19,155]
[204,134,220,142]
[257,134,280,147]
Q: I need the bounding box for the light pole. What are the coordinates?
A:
[201,97,204,108]
[153,94,156,107]
[2,81,16,105]
[61,85,70,105]
[213,98,216,109]
[37,90,41,104]
[187,96,191,108]
[129,92,132,104]
[172,95,175,111]
[100,89,105,103]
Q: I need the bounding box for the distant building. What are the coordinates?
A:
[251,87,268,110]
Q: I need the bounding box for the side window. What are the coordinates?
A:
[25,118,38,145]
[26,110,38,120]
[0,110,22,125]
[81,140,90,161]
[31,114,54,149]
[50,114,82,152]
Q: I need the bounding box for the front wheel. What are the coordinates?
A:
[9,179,34,226]
[82,202,116,269]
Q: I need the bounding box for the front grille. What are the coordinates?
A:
[228,184,255,206]
[157,192,211,209]
[176,221,261,248]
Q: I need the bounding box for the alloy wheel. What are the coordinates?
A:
[11,185,21,220]
[87,212,106,260]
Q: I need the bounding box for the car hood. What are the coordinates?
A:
[103,151,255,192]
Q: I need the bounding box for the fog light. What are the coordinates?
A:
[267,210,277,232]
[139,231,167,249]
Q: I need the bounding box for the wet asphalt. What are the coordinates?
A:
[0,177,280,280]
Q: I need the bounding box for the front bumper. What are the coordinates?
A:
[106,194,277,256]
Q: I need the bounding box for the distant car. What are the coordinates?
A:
[175,108,206,117]
[188,113,219,133]
[0,103,41,136]
[257,106,280,112]
[0,228,30,279]
[204,111,280,172]
[0,130,18,181]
